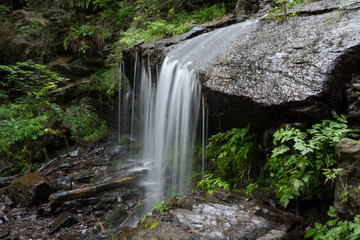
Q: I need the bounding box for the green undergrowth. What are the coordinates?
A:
[0,61,110,175]
[63,105,108,142]
[196,126,260,193]
[305,206,360,240]
[265,112,358,207]
[198,112,359,210]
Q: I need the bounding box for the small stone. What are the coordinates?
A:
[4,196,13,206]
[69,148,80,157]
[353,83,360,90]
[49,212,78,234]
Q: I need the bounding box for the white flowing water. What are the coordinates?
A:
[117,18,259,214]
[140,57,201,211]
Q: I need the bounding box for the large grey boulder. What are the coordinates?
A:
[131,0,360,132]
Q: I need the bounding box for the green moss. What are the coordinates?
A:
[139,216,160,231]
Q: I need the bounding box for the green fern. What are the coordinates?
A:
[268,112,358,207]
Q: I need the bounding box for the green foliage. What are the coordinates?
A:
[152,201,166,213]
[266,0,302,22]
[305,206,360,240]
[190,3,227,23]
[197,173,230,194]
[117,19,192,49]
[64,23,111,54]
[87,66,119,99]
[0,60,64,103]
[69,0,92,9]
[14,20,46,38]
[0,61,65,173]
[110,1,229,63]
[63,105,108,141]
[206,126,258,188]
[0,4,10,21]
[267,112,358,207]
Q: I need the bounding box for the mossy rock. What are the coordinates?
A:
[138,216,160,231]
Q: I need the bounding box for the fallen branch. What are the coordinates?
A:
[49,177,135,205]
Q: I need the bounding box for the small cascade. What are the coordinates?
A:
[141,57,201,210]
[118,61,132,140]
[117,18,259,215]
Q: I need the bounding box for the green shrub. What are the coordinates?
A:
[206,126,258,188]
[88,66,119,97]
[190,3,227,23]
[196,173,230,194]
[64,24,111,54]
[305,206,360,240]
[0,4,10,21]
[63,105,108,141]
[0,61,65,173]
[267,112,358,207]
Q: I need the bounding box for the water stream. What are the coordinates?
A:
[118,18,259,214]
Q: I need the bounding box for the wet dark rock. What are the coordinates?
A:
[334,138,360,216]
[346,74,360,123]
[50,211,79,234]
[234,0,254,20]
[179,26,206,41]
[8,172,53,206]
[0,175,18,188]
[337,138,360,164]
[104,204,127,227]
[0,228,9,238]
[56,176,73,190]
[39,202,53,216]
[74,172,97,184]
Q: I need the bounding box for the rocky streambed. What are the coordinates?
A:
[0,139,311,240]
[0,140,146,239]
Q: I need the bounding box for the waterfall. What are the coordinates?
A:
[140,57,201,211]
[117,18,258,214]
[118,54,201,213]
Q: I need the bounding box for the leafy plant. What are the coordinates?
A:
[196,173,230,194]
[0,4,10,21]
[64,24,111,55]
[0,60,65,103]
[69,0,93,9]
[62,105,108,141]
[206,126,258,188]
[14,20,46,38]
[267,112,358,207]
[152,201,166,213]
[266,0,302,22]
[87,66,119,99]
[305,206,360,239]
[0,61,65,173]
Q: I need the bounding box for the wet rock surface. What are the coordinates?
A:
[0,141,145,239]
[132,0,360,132]
[201,0,360,130]
[123,190,306,240]
[334,138,360,216]
[7,171,53,206]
